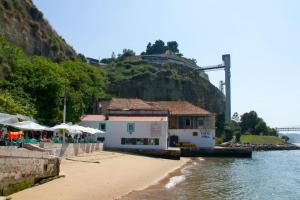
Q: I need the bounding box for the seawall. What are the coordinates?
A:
[0,146,60,196]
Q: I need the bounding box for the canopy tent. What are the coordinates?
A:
[0,113,19,125]
[10,121,49,131]
[0,116,19,125]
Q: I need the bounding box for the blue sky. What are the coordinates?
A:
[33,0,300,127]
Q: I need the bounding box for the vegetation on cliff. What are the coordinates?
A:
[0,0,77,62]
[0,37,107,124]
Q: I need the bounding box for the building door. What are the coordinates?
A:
[169,135,179,147]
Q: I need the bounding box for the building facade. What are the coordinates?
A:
[148,101,216,148]
[80,98,169,150]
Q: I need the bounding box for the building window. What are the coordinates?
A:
[170,118,178,129]
[185,119,191,127]
[99,123,106,131]
[127,123,135,134]
[198,119,204,127]
[121,138,159,145]
[193,132,198,136]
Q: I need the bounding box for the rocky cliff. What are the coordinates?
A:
[0,0,77,62]
[103,61,225,114]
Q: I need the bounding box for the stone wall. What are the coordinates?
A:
[39,143,103,157]
[0,147,60,196]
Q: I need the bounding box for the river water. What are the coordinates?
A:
[122,145,300,200]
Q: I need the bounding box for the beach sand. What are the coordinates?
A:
[10,151,189,200]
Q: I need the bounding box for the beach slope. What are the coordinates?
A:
[10,151,188,200]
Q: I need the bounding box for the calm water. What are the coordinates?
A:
[122,145,300,200]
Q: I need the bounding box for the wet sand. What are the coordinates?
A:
[10,151,189,200]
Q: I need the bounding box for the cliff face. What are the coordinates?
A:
[0,0,77,62]
[104,61,225,114]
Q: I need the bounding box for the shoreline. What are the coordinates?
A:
[9,151,190,200]
[118,158,193,199]
[226,143,300,151]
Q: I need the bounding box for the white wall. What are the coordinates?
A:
[169,129,215,148]
[80,120,168,150]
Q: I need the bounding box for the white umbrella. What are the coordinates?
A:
[83,127,105,134]
[10,121,48,131]
[70,124,104,134]
[50,123,75,143]
[51,123,74,131]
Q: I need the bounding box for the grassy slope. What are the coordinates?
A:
[240,135,285,145]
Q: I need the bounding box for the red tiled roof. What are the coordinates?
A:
[108,98,159,111]
[147,101,213,116]
[81,115,106,121]
[108,116,168,122]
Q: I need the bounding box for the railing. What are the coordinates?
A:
[276,127,300,132]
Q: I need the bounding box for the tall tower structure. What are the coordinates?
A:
[222,54,231,122]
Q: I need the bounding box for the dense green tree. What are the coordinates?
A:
[254,118,268,135]
[77,53,87,63]
[167,41,179,53]
[215,113,225,137]
[281,135,289,142]
[9,56,65,124]
[224,122,234,142]
[0,37,108,125]
[191,58,197,65]
[0,91,36,116]
[145,40,166,54]
[239,110,277,136]
[118,49,136,61]
[240,111,258,133]
[61,61,107,122]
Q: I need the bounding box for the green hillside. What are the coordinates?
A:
[0,37,107,125]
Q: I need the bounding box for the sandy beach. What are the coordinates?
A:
[10,151,189,200]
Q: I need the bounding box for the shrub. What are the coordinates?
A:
[30,6,43,21]
[3,0,13,10]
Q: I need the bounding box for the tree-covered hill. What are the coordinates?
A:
[0,37,108,125]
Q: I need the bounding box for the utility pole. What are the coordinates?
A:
[63,80,66,124]
[63,80,66,143]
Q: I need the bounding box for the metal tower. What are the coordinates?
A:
[196,54,231,122]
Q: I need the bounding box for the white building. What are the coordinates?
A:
[80,115,168,150]
[80,98,169,150]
